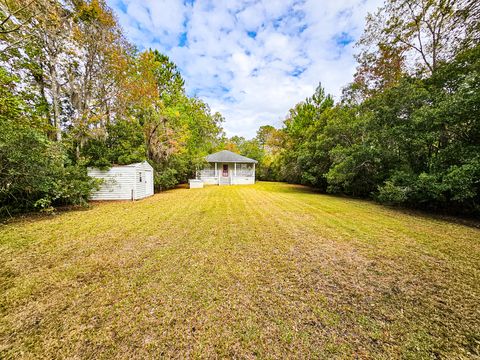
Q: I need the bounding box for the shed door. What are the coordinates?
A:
[222,164,228,177]
[145,170,153,195]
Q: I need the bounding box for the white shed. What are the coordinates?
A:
[88,161,154,200]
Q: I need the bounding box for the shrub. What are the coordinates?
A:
[154,167,178,191]
[0,68,99,217]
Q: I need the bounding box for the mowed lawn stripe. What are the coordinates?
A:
[242,184,480,357]
[1,182,479,359]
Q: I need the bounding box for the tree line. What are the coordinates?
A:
[1,0,479,217]
[0,0,226,216]
[236,0,480,216]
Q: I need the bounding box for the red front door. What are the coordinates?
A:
[222,164,228,177]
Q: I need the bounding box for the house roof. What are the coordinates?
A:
[205,150,258,163]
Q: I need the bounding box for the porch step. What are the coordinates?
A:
[219,177,231,185]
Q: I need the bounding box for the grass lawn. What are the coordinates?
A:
[1,182,479,359]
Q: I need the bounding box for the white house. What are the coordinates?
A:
[88,161,154,200]
[198,150,257,185]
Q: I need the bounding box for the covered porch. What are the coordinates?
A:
[198,162,256,185]
[196,150,258,186]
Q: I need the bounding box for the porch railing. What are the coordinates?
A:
[197,169,254,178]
[234,170,254,176]
[198,169,216,177]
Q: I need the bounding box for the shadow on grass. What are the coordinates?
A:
[0,204,93,226]
[257,181,321,195]
[387,206,480,229]
[258,181,480,229]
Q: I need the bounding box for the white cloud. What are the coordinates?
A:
[107,0,383,138]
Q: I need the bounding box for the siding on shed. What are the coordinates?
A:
[88,161,154,200]
[88,167,136,200]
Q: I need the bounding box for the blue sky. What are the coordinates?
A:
[106,0,382,138]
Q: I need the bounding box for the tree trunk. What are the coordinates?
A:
[50,64,62,141]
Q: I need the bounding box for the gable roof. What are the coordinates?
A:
[205,150,258,163]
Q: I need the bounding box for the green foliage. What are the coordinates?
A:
[154,167,178,191]
[256,44,480,215]
[2,0,479,218]
[81,119,146,168]
[1,0,224,217]
[277,83,335,187]
[443,158,480,202]
[0,68,98,217]
[256,126,284,181]
[327,144,384,197]
[150,49,185,103]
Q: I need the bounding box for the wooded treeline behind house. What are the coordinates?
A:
[1,0,479,217]
[0,0,224,216]
[227,0,480,216]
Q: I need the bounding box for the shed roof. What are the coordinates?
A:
[205,150,258,163]
[89,161,153,171]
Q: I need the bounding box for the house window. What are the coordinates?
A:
[139,172,142,182]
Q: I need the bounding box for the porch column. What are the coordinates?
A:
[253,163,256,178]
[214,162,217,177]
[234,162,237,176]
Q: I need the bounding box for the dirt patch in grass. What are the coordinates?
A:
[1,182,479,358]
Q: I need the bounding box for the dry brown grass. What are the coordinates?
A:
[1,182,479,359]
